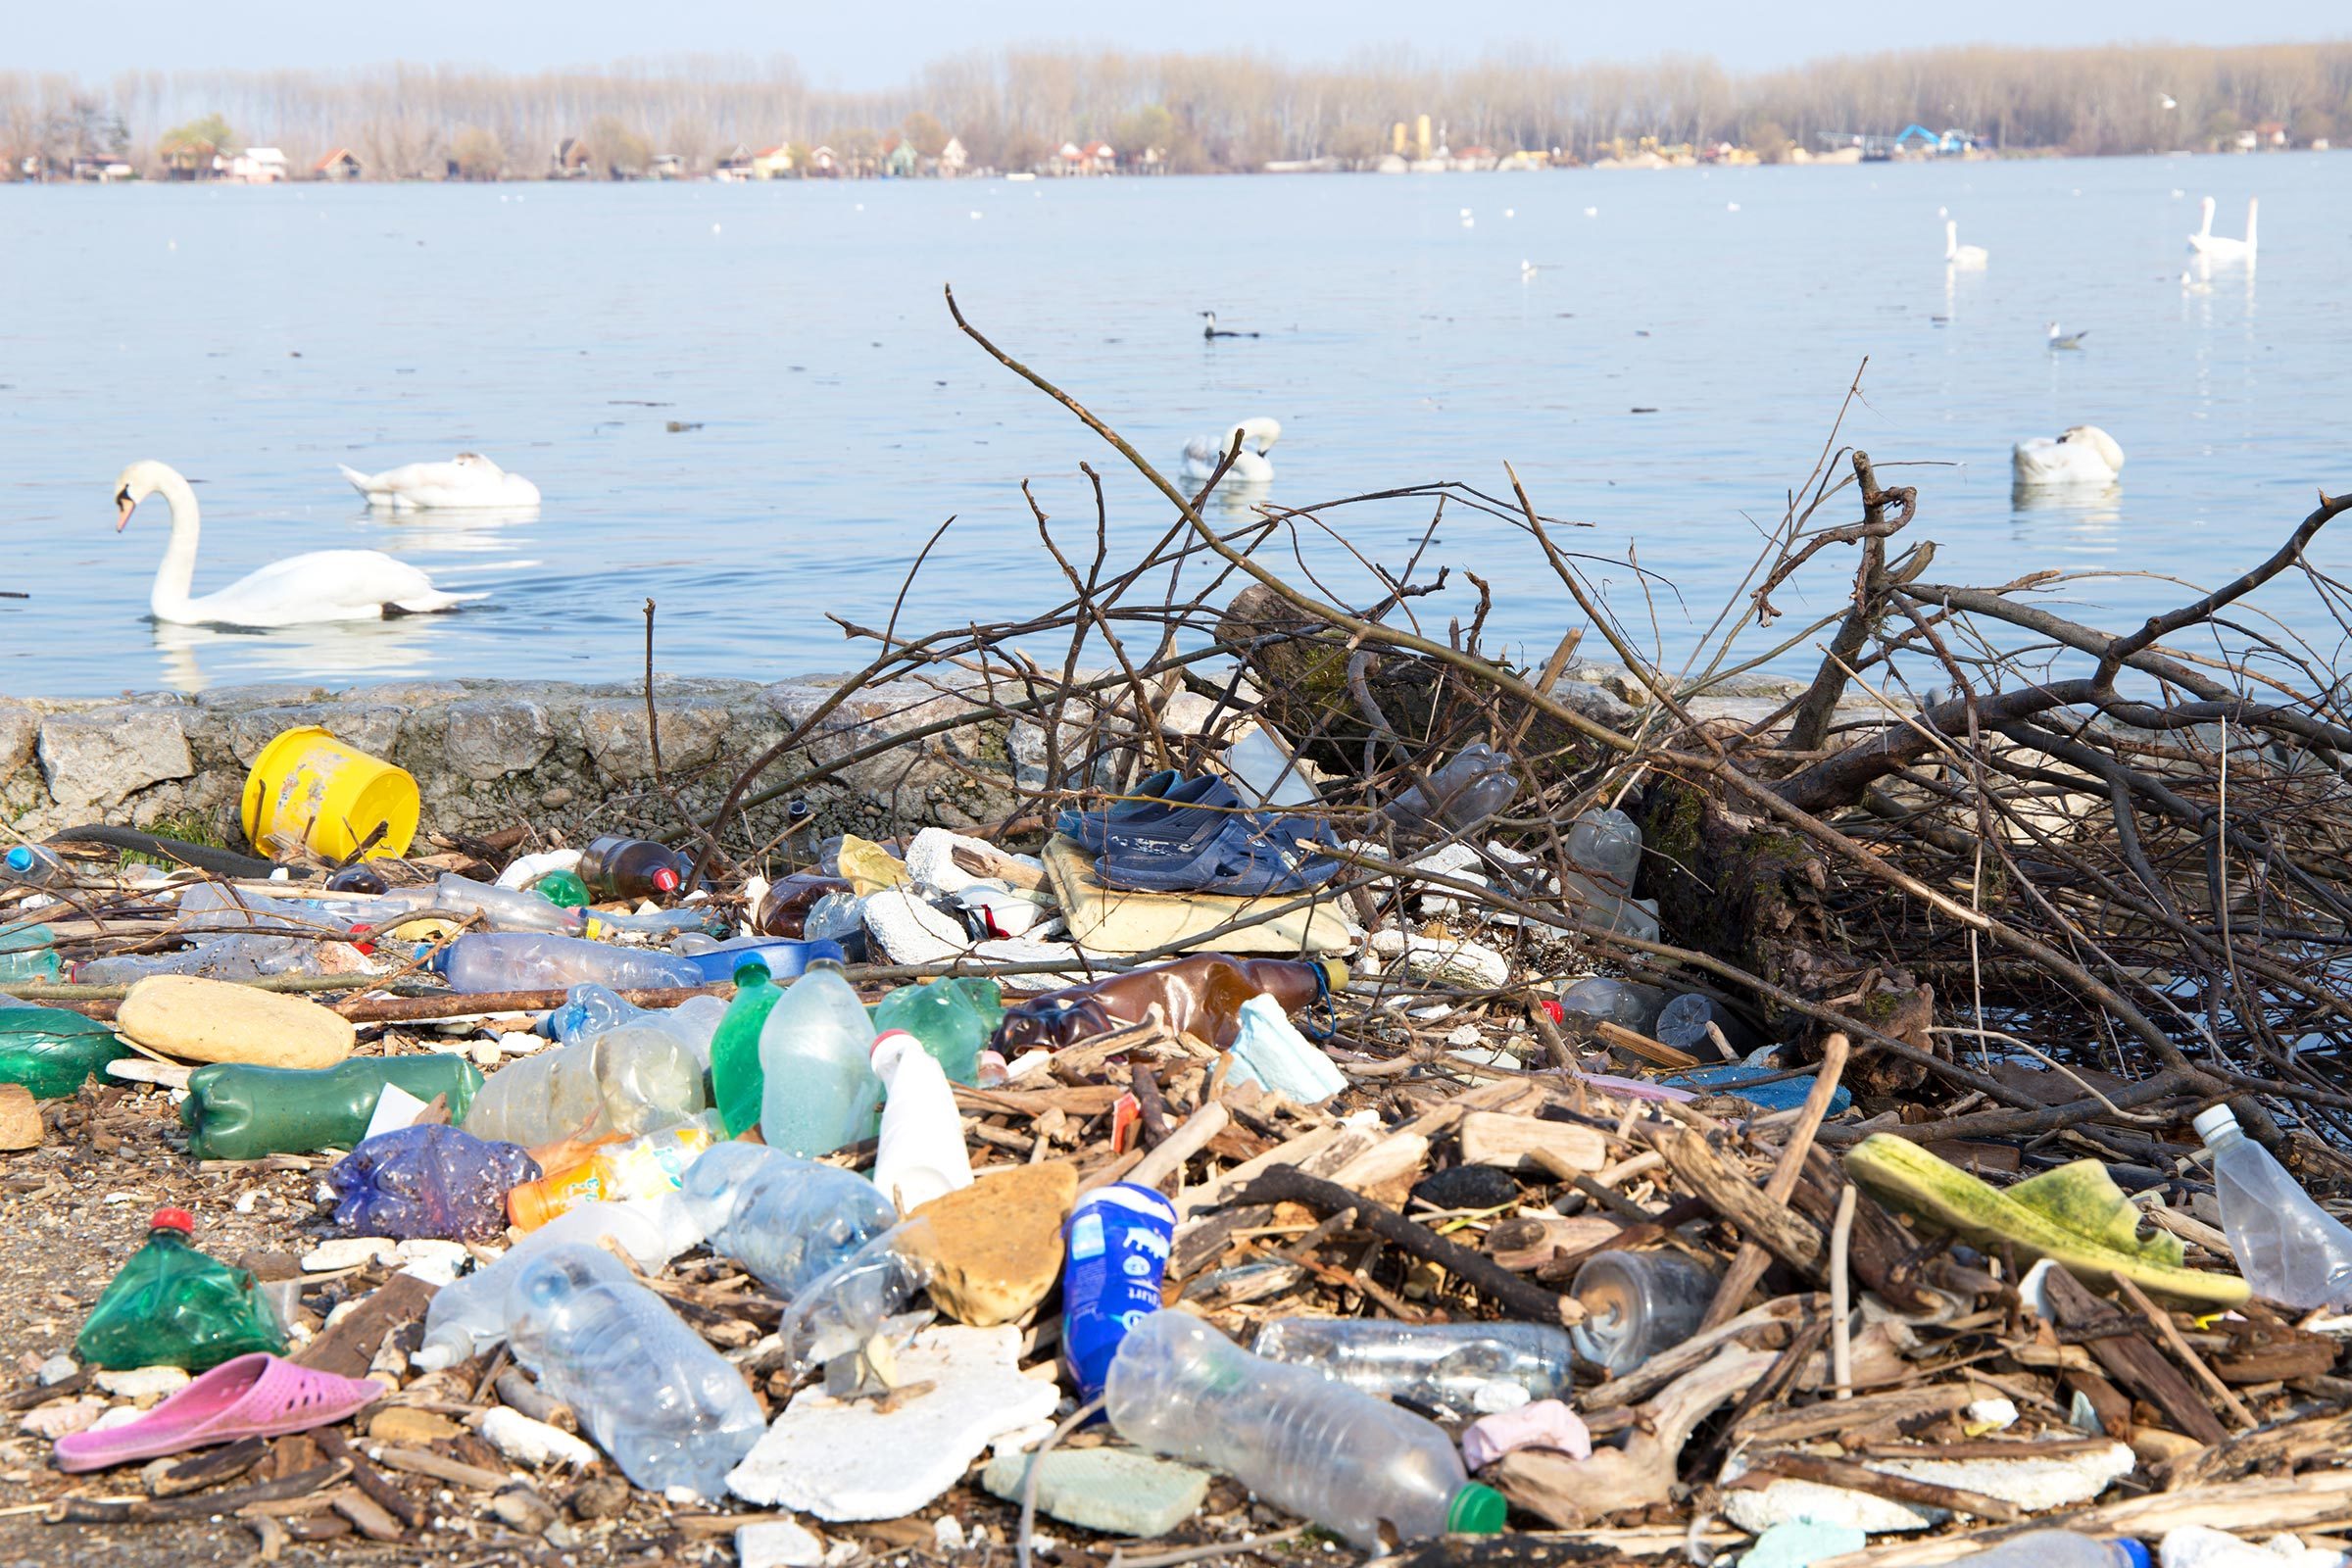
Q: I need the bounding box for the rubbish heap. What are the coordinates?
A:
[6,431,2352,1567]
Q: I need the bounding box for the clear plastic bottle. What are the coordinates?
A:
[433,932,704,995]
[459,1026,708,1148]
[679,1142,900,1301]
[757,964,882,1158]
[1106,1310,1507,1551]
[176,882,357,936]
[504,1241,766,1499]
[2,845,70,888]
[1960,1534,2147,1568]
[1557,976,1669,1037]
[79,931,361,985]
[1250,1318,1577,1411]
[870,977,995,1084]
[1385,744,1520,837]
[545,983,726,1053]
[1654,992,1759,1056]
[1566,808,1642,886]
[1570,1250,1719,1374]
[416,1194,704,1370]
[869,1030,973,1211]
[0,925,63,985]
[771,1220,938,1371]
[412,873,583,935]
[2196,1105,2352,1309]
[2161,1525,2342,1568]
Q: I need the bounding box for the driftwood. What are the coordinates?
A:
[1496,1348,1776,1526]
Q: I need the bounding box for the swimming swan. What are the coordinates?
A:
[2011,425,2125,488]
[115,460,484,627]
[1944,220,1988,270]
[2187,195,2257,263]
[1179,417,1281,484]
[339,452,541,510]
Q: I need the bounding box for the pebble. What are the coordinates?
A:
[0,1083,41,1150]
[393,1240,473,1287]
[737,1518,827,1568]
[20,1396,109,1439]
[115,975,356,1068]
[94,1366,191,1401]
[38,1354,77,1386]
[568,1475,631,1520]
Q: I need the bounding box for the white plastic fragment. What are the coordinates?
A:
[736,1518,827,1568]
[94,1366,191,1400]
[1719,1440,2136,1535]
[479,1405,601,1470]
[304,1237,396,1272]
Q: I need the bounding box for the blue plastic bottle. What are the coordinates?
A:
[1061,1183,1178,1400]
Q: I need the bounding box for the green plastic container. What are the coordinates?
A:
[75,1209,287,1371]
[180,1055,486,1160]
[0,924,62,985]
[0,1005,128,1100]
[871,975,1003,1085]
[709,963,782,1138]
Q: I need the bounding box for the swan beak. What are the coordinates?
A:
[115,492,135,531]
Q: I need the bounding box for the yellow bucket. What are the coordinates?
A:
[240,726,419,862]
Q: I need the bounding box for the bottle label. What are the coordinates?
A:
[1061,1183,1178,1401]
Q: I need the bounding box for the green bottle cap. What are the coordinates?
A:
[1446,1482,1507,1536]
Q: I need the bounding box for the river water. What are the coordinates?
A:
[1,155,2340,697]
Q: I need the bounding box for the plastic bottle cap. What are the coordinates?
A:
[4,847,30,872]
[1447,1482,1508,1536]
[2192,1104,2241,1147]
[653,867,682,893]
[2114,1541,2152,1568]
[150,1207,194,1235]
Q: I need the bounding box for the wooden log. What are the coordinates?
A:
[1458,1112,1608,1173]
[2043,1265,2226,1446]
[297,1271,435,1381]
[47,1462,344,1525]
[1698,1033,1847,1330]
[1649,1124,1828,1275]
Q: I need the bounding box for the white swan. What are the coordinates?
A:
[2187,196,2257,263]
[115,461,485,627]
[338,452,541,510]
[1944,220,1988,270]
[1179,417,1281,484]
[2011,426,2125,488]
[2046,322,2089,350]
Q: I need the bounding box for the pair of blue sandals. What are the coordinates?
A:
[1057,769,1343,898]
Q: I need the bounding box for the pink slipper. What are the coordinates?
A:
[53,1354,383,1473]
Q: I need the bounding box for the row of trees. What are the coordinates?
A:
[4,40,2348,180]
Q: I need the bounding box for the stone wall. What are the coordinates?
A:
[0,675,1039,860]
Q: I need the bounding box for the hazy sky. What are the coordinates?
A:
[23,0,2339,87]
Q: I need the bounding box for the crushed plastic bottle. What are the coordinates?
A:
[770,1220,938,1371]
[1570,1250,1719,1374]
[416,1195,704,1370]
[509,1112,723,1230]
[181,1055,484,1160]
[708,963,782,1138]
[75,1208,288,1371]
[1654,991,1758,1056]
[381,872,584,935]
[460,1026,709,1149]
[680,1142,900,1304]
[871,976,1000,1085]
[0,924,63,985]
[1062,1184,1178,1400]
[1251,1317,1578,1411]
[79,931,363,985]
[504,1241,766,1499]
[1561,807,1662,941]
[1384,744,1521,837]
[869,1030,973,1211]
[432,932,702,994]
[1957,1534,2148,1568]
[327,1124,540,1242]
[755,872,855,937]
[673,939,845,987]
[1556,976,1670,1037]
[1106,1310,1508,1551]
[175,881,357,936]
[534,868,591,908]
[2197,1104,2352,1309]
[0,1004,128,1099]
[757,964,881,1158]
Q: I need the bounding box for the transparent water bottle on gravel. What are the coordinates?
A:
[415,1195,704,1370]
[432,931,703,994]
[1959,1533,2147,1568]
[680,1143,900,1300]
[1105,1310,1507,1551]
[504,1241,765,1499]
[2196,1104,2352,1309]
[459,1026,707,1148]
[1250,1317,1577,1411]
[756,964,881,1158]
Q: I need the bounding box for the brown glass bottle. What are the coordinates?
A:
[755,872,856,937]
[994,955,1348,1052]
[576,836,696,900]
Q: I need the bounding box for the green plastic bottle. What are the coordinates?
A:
[535,869,591,909]
[75,1208,287,1371]
[181,1055,487,1160]
[709,962,783,1138]
[0,924,62,985]
[0,1005,128,1100]
[871,976,1003,1085]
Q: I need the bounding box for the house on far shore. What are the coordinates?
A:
[70,155,137,181]
[314,148,363,180]
[938,136,967,176]
[225,147,288,183]
[807,145,838,176]
[650,152,687,178]
[882,136,918,177]
[552,138,594,177]
[752,144,795,178]
[714,144,754,180]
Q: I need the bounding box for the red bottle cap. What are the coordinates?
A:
[1539,999,1566,1025]
[653,866,682,893]
[150,1207,194,1234]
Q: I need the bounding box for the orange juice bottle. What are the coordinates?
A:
[509,1113,721,1231]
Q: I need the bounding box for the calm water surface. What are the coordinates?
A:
[2,157,2343,697]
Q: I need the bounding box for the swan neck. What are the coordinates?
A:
[150,469,201,617]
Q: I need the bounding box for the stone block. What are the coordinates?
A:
[37,707,194,808]
[0,701,35,782]
[441,698,556,780]
[225,705,403,766]
[577,698,731,782]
